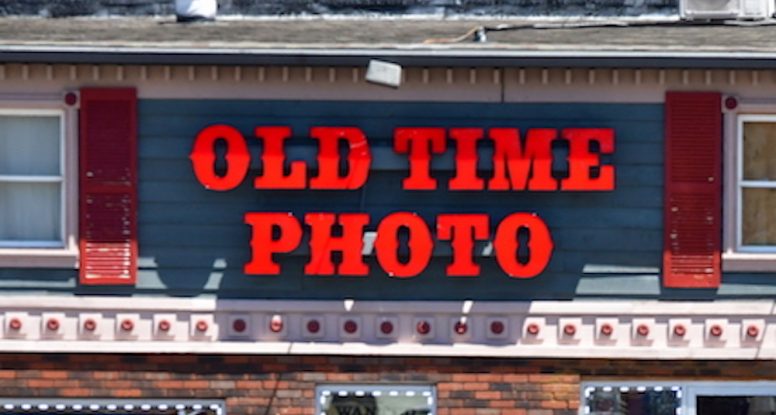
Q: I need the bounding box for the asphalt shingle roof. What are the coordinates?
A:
[0,17,774,67]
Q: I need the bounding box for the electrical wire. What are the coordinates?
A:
[423,17,776,44]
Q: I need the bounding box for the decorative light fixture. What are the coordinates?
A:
[365,60,402,88]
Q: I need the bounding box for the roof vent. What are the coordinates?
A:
[680,0,772,20]
[175,0,217,22]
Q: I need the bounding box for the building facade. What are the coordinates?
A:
[0,15,775,415]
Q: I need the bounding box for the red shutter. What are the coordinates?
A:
[79,88,138,286]
[663,91,722,288]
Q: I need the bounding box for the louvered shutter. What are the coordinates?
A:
[79,88,138,285]
[663,91,722,288]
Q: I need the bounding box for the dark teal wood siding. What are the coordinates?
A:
[134,100,666,299]
[3,99,775,299]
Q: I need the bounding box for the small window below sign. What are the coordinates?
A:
[584,381,776,415]
[582,384,681,415]
[316,385,435,415]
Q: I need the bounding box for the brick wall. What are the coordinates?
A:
[2,0,676,17]
[0,354,774,415]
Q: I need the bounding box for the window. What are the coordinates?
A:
[0,110,64,247]
[583,384,682,415]
[722,102,776,271]
[736,115,776,251]
[583,381,776,415]
[0,101,78,268]
[317,385,435,415]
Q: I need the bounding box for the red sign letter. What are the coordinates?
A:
[394,128,447,190]
[488,128,557,191]
[254,126,307,189]
[561,128,615,191]
[244,213,302,275]
[449,128,485,190]
[190,125,250,191]
[494,213,553,278]
[304,213,370,276]
[374,212,433,278]
[437,214,490,276]
[310,127,372,189]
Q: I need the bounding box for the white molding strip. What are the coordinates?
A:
[0,296,773,359]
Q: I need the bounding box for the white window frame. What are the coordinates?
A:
[0,96,78,268]
[723,100,776,271]
[0,399,225,415]
[582,381,776,415]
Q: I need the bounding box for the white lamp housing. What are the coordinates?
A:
[175,0,217,22]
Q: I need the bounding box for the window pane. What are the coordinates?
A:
[585,387,680,415]
[0,182,61,243]
[742,188,776,246]
[0,115,60,176]
[697,396,776,415]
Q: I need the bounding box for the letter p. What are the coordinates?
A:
[244,213,302,275]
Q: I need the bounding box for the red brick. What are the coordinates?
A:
[40,371,69,379]
[539,401,567,410]
[26,379,56,388]
[502,375,528,383]
[182,380,210,389]
[236,380,264,389]
[526,375,558,383]
[102,380,134,389]
[541,384,576,392]
[326,373,353,381]
[474,391,501,400]
[438,382,464,391]
[208,380,235,389]
[228,397,272,406]
[452,374,480,382]
[60,388,92,397]
[476,374,504,382]
[112,389,143,398]
[155,380,185,389]
[442,400,465,408]
[524,392,555,401]
[500,410,527,415]
[462,382,489,391]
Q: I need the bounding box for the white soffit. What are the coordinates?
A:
[0,296,772,360]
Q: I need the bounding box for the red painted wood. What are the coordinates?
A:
[663,91,722,288]
[79,88,138,286]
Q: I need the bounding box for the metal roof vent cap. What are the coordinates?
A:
[176,0,217,22]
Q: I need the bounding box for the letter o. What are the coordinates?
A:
[374,212,433,278]
[494,213,553,278]
[190,124,250,191]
